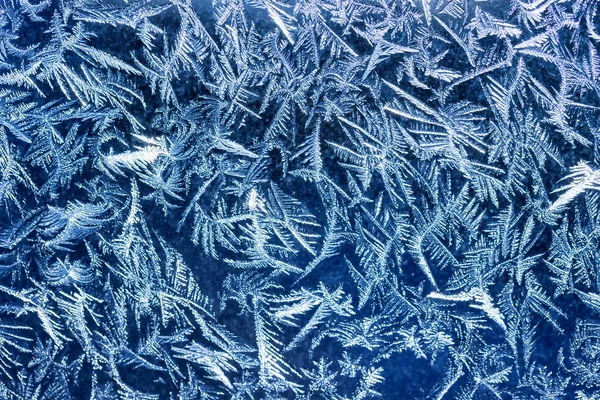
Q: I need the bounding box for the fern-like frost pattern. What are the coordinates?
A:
[0,0,599,398]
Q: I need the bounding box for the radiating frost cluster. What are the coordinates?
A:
[1,0,600,398]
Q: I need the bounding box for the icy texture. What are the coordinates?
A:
[1,0,600,398]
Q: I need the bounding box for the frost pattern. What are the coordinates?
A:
[1,0,600,398]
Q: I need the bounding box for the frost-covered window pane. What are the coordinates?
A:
[0,0,599,398]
